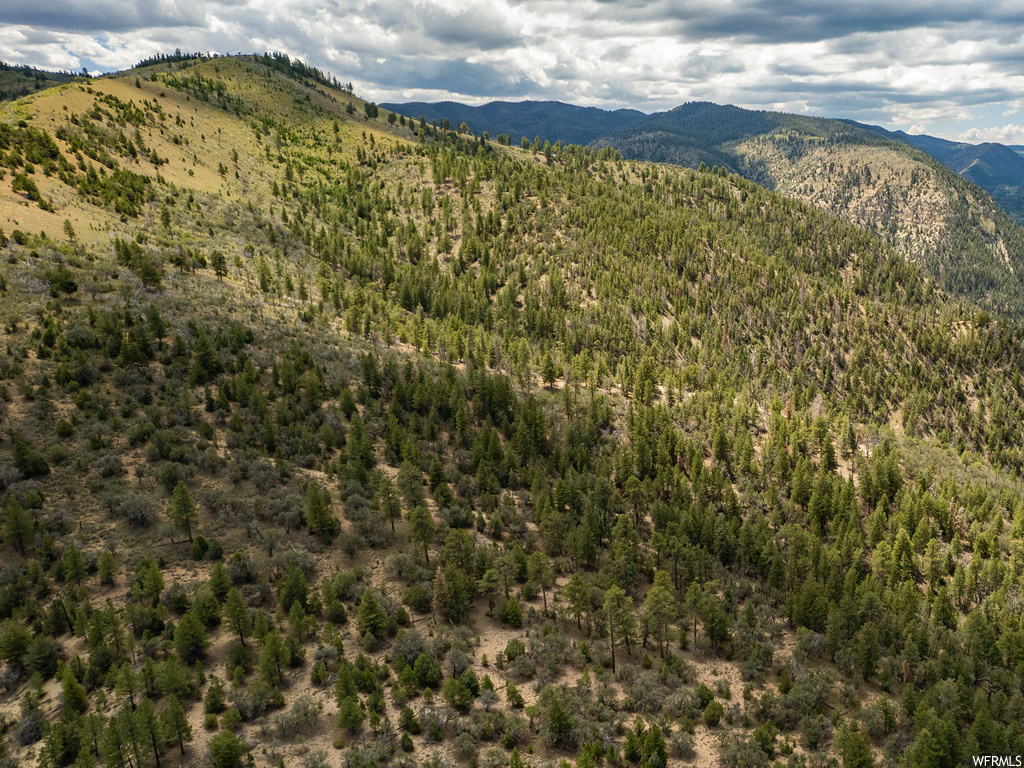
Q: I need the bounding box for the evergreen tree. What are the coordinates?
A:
[173,610,208,664]
[305,481,339,542]
[168,482,198,543]
[258,632,288,688]
[541,350,560,389]
[642,571,677,657]
[208,731,245,768]
[160,695,192,755]
[357,590,388,640]
[4,497,32,554]
[603,584,635,673]
[409,505,435,564]
[377,475,401,533]
[61,666,88,715]
[562,573,589,631]
[134,697,163,768]
[432,568,450,623]
[223,588,251,647]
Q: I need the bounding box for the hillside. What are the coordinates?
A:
[851,124,1024,223]
[594,102,1024,318]
[0,63,79,103]
[390,99,1024,316]
[0,54,1023,768]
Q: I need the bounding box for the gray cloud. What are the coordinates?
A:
[1,0,1023,140]
[0,0,207,33]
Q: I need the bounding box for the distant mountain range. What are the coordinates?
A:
[380,100,644,146]
[386,98,1024,315]
[385,98,1024,225]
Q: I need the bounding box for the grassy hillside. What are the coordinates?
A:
[0,55,1022,768]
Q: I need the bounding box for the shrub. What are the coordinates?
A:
[274,695,322,739]
[413,653,442,688]
[703,700,724,727]
[208,731,245,768]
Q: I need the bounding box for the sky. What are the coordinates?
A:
[2,0,1024,143]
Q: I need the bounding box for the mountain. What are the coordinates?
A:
[0,54,1023,768]
[380,99,645,146]
[850,123,1024,221]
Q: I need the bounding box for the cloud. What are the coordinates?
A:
[0,0,207,33]
[1,0,1023,140]
[957,124,1024,145]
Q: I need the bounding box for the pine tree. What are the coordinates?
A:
[173,610,208,664]
[4,497,32,554]
[134,697,163,768]
[223,588,251,647]
[377,475,401,533]
[835,723,875,768]
[409,505,435,564]
[337,695,364,733]
[527,552,553,613]
[160,695,192,755]
[541,350,560,389]
[208,731,245,768]
[562,572,589,631]
[642,571,677,657]
[357,590,388,640]
[603,584,635,673]
[210,250,228,280]
[61,666,88,715]
[305,481,338,542]
[168,482,197,543]
[98,550,117,585]
[258,632,288,688]
[432,568,450,623]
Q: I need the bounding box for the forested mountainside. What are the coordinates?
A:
[0,54,1022,768]
[387,99,1024,318]
[849,124,1024,224]
[591,102,1024,320]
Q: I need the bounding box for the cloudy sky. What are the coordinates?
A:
[2,0,1024,142]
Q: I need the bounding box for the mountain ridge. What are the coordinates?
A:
[379,99,646,146]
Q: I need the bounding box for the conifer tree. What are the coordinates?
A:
[409,505,435,564]
[160,695,192,755]
[224,588,251,647]
[173,610,208,664]
[603,585,635,673]
[562,573,589,631]
[642,571,677,657]
[168,482,198,543]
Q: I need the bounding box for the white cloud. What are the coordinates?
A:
[957,124,1024,144]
